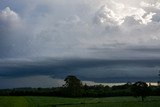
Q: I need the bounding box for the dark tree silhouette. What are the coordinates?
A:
[64,75,82,97]
[131,81,150,101]
[158,70,160,86]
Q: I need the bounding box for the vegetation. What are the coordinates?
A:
[131,81,150,101]
[0,96,160,107]
[0,75,160,98]
[63,75,83,97]
[0,75,160,107]
[0,75,160,106]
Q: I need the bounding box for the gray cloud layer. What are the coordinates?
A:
[0,0,160,59]
[0,58,159,81]
[0,0,160,88]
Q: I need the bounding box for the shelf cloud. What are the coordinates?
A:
[0,0,160,88]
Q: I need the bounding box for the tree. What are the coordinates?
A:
[131,81,150,101]
[158,70,160,86]
[64,75,82,97]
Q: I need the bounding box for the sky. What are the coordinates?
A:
[0,0,160,88]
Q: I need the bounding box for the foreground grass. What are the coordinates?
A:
[0,96,160,107]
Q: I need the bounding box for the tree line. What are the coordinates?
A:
[0,75,160,101]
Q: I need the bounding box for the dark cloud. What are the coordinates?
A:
[0,58,159,83]
[0,0,160,88]
[129,47,160,53]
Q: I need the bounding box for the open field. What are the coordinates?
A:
[0,96,160,107]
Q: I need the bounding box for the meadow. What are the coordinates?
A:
[0,96,160,107]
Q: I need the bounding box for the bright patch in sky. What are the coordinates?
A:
[0,0,160,59]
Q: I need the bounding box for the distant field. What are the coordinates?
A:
[0,96,160,107]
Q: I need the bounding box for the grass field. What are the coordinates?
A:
[0,96,160,107]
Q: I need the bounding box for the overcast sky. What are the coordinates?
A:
[0,0,160,88]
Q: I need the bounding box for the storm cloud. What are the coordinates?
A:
[0,58,159,82]
[0,0,160,88]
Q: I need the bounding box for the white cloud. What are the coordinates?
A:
[0,0,160,59]
[94,1,156,25]
[0,7,19,21]
[140,1,160,9]
[0,7,22,29]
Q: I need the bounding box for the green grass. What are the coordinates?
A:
[0,96,160,107]
[0,96,29,107]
